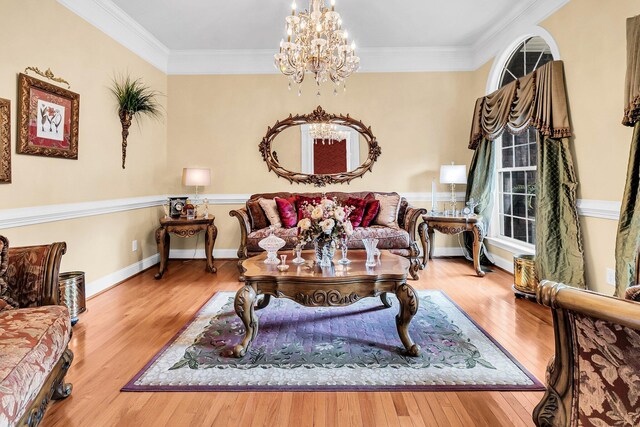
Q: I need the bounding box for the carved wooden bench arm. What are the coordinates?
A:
[7,241,67,307]
[533,280,640,427]
[229,208,250,260]
[402,206,427,241]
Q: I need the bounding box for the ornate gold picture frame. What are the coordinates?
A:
[17,73,79,159]
[0,98,10,183]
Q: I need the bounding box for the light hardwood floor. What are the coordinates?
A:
[43,257,553,427]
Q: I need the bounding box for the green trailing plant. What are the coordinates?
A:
[110,75,162,169]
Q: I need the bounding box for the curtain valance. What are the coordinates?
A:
[469,60,572,149]
[623,15,640,126]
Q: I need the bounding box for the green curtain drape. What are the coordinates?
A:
[615,122,640,296]
[463,138,495,265]
[535,136,586,288]
[615,15,640,297]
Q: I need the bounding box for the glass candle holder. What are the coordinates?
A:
[338,237,351,265]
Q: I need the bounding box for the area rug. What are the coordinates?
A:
[122,290,544,392]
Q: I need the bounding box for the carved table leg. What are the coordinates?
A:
[380,292,392,308]
[472,224,486,277]
[418,222,429,269]
[395,283,420,356]
[256,295,271,310]
[205,223,218,273]
[427,227,435,260]
[233,285,258,357]
[408,242,421,280]
[154,227,169,280]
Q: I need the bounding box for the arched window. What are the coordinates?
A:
[494,36,554,246]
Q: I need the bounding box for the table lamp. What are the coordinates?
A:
[439,162,466,214]
[182,167,211,201]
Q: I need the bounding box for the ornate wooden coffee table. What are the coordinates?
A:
[233,250,420,358]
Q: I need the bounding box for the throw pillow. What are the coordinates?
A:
[361,199,381,227]
[345,197,368,227]
[275,197,298,228]
[258,198,282,228]
[374,193,401,228]
[246,199,268,230]
[296,196,321,222]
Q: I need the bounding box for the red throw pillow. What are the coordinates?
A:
[295,196,321,222]
[361,199,380,227]
[275,197,298,228]
[345,197,368,227]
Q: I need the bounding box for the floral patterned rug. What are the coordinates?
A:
[123,291,544,391]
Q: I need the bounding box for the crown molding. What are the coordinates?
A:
[57,0,169,72]
[471,0,570,69]
[167,46,476,75]
[58,0,571,75]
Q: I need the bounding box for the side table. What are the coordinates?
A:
[418,214,485,277]
[154,215,218,279]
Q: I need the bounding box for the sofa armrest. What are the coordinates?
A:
[7,242,66,308]
[229,208,251,259]
[626,285,640,302]
[401,205,427,241]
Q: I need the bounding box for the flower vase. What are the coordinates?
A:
[314,238,335,267]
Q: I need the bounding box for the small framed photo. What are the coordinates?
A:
[17,73,79,159]
[0,98,10,183]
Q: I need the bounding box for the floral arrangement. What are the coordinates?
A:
[297,198,354,245]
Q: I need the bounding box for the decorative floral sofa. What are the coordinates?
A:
[534,280,640,427]
[0,236,73,427]
[230,191,426,281]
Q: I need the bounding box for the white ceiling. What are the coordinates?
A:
[111,0,527,50]
[57,0,570,74]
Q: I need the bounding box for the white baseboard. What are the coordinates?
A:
[84,246,469,299]
[431,247,465,257]
[489,252,514,274]
[86,253,160,298]
[169,247,464,260]
[169,249,238,259]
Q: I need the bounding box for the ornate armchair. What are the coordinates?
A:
[533,280,640,426]
[0,236,73,427]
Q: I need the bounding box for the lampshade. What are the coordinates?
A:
[439,164,467,184]
[182,168,211,187]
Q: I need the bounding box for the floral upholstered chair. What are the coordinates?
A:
[0,236,73,427]
[533,280,640,427]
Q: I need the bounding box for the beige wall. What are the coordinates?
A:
[3,0,636,295]
[482,0,640,294]
[166,72,481,253]
[0,0,167,284]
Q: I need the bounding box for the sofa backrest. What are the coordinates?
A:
[245,192,408,231]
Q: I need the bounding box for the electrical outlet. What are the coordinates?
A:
[606,268,615,286]
[132,240,138,252]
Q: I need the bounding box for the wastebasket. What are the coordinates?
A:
[513,254,538,299]
[59,271,86,326]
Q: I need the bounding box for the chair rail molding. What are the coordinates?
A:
[0,195,619,230]
[576,199,621,221]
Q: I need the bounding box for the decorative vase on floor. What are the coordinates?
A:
[314,238,336,267]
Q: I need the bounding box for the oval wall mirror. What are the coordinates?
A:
[259,106,381,186]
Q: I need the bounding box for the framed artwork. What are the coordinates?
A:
[0,98,10,183]
[17,73,79,159]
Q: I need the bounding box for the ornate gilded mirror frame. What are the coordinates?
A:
[259,106,381,187]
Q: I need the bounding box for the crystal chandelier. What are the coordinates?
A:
[309,123,348,144]
[274,0,360,95]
